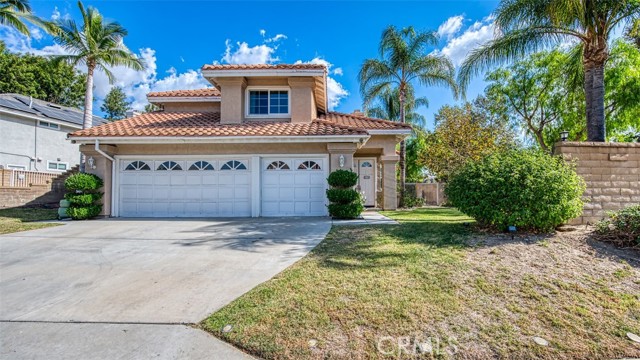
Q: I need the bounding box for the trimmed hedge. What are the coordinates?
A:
[328,202,364,219]
[65,173,103,191]
[445,149,585,232]
[327,188,361,203]
[66,205,102,220]
[595,205,640,247]
[326,169,363,219]
[64,172,103,220]
[327,170,358,188]
[64,193,103,206]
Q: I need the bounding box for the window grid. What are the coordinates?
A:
[188,161,214,171]
[125,161,151,171]
[248,89,289,116]
[157,161,182,171]
[221,160,247,170]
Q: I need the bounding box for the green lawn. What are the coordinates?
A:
[0,207,61,235]
[202,208,640,359]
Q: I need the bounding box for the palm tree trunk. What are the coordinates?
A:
[583,63,594,140]
[80,63,95,172]
[590,61,606,141]
[398,91,406,208]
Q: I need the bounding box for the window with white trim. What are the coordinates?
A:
[125,161,151,171]
[47,161,68,171]
[189,161,214,171]
[247,88,289,116]
[38,121,60,130]
[221,160,247,170]
[266,161,290,170]
[298,161,321,170]
[156,161,182,171]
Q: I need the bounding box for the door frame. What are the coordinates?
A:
[356,157,377,207]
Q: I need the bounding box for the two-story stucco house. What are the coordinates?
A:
[0,93,104,172]
[68,64,411,217]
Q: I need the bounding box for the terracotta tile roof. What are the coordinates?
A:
[69,112,367,138]
[320,112,413,130]
[147,88,220,97]
[201,63,327,71]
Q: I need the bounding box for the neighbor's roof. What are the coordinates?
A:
[147,88,220,98]
[201,63,327,71]
[68,112,370,138]
[0,93,105,127]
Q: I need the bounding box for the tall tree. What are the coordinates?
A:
[0,41,86,107]
[49,1,144,131]
[100,86,131,121]
[458,0,640,142]
[359,26,457,202]
[0,0,36,35]
[366,84,429,128]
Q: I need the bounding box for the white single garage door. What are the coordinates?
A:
[118,158,251,217]
[261,158,328,216]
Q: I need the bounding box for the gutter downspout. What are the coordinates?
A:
[94,139,116,217]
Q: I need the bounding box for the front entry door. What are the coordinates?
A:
[358,159,375,207]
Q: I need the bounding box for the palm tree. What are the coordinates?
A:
[458,0,640,142]
[359,25,457,202]
[0,0,40,35]
[366,85,429,129]
[50,1,144,130]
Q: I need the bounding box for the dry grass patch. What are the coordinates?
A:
[202,208,640,359]
[0,207,60,235]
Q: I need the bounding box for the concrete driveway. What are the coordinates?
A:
[0,217,331,359]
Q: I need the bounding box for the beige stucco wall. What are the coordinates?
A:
[80,134,401,216]
[161,102,220,113]
[556,141,640,225]
[214,76,318,124]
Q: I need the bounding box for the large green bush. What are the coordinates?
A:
[64,173,103,191]
[595,205,640,247]
[445,149,585,231]
[326,169,363,219]
[64,172,103,220]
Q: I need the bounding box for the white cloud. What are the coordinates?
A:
[221,40,279,64]
[439,16,495,66]
[437,15,464,40]
[51,7,60,21]
[295,57,349,109]
[30,27,43,41]
[259,29,266,37]
[0,25,211,111]
[265,34,287,43]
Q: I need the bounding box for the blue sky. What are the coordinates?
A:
[2,0,501,128]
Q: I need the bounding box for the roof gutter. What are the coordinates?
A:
[70,134,370,145]
[94,139,114,162]
[202,69,326,78]
[147,96,221,103]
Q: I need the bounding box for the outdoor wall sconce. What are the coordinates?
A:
[87,156,96,170]
[560,130,569,142]
[339,155,345,168]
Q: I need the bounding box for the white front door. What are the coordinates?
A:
[358,159,376,207]
[261,157,328,216]
[117,158,251,217]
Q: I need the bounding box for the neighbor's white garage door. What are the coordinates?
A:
[261,158,328,216]
[118,158,251,217]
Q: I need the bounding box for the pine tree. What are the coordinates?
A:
[100,86,131,121]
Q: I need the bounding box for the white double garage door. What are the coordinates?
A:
[115,156,328,217]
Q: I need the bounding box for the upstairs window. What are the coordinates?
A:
[247,88,289,117]
[38,121,60,130]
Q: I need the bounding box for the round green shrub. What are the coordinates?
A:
[64,192,103,206]
[327,188,361,204]
[445,149,585,231]
[327,169,358,188]
[66,205,102,220]
[65,173,104,191]
[328,202,364,219]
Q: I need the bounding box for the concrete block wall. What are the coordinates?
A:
[555,142,640,225]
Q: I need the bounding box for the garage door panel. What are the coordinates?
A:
[154,175,170,185]
[169,188,186,200]
[202,175,218,185]
[152,187,170,199]
[310,174,325,185]
[186,174,201,185]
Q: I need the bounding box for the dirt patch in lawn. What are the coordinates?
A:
[203,208,640,360]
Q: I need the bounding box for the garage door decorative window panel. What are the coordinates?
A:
[266,161,290,170]
[118,158,251,218]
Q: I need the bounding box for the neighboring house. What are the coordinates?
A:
[69,64,412,218]
[0,93,105,172]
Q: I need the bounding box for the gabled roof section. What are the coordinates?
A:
[68,112,367,139]
[319,112,413,132]
[0,93,105,127]
[201,63,328,114]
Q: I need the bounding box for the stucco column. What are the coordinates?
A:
[79,144,117,217]
[217,77,247,124]
[381,155,399,210]
[288,77,316,123]
[327,143,357,172]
